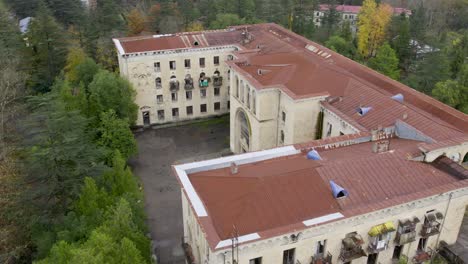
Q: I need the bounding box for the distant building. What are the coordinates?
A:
[19,17,32,34]
[313,4,412,32]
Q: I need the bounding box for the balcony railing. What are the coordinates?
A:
[184,78,194,90]
[340,234,366,262]
[368,239,390,254]
[395,230,417,245]
[340,247,367,262]
[170,80,180,91]
[311,252,332,264]
[420,222,440,237]
[213,76,223,87]
[199,77,210,88]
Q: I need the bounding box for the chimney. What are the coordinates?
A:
[372,140,390,153]
[230,162,238,174]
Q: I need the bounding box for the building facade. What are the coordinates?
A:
[114,35,236,126]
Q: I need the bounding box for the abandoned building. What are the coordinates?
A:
[115,23,468,263]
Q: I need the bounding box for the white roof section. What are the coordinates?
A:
[19,17,32,34]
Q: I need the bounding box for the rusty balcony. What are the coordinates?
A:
[395,230,417,245]
[339,234,367,262]
[412,248,433,264]
[213,75,223,87]
[420,222,441,237]
[311,252,332,264]
[184,77,194,90]
[170,80,180,92]
[395,218,419,245]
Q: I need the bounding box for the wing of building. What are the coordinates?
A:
[114,23,468,264]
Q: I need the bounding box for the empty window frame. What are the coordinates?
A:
[326,122,332,137]
[282,111,286,122]
[214,87,220,96]
[200,89,207,98]
[186,91,192,100]
[282,248,295,264]
[214,102,220,111]
[157,110,164,120]
[249,257,262,264]
[316,240,326,255]
[199,57,205,67]
[169,61,176,70]
[200,104,207,113]
[171,92,178,102]
[184,59,191,69]
[172,108,179,117]
[214,56,220,65]
[154,62,161,72]
[155,77,162,89]
[157,94,163,103]
[186,106,193,115]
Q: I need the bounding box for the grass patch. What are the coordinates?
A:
[193,115,229,128]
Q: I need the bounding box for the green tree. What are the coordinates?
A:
[325,35,356,59]
[321,0,341,39]
[404,51,451,94]
[88,70,138,125]
[96,111,137,161]
[209,13,245,29]
[368,43,400,80]
[391,15,411,71]
[27,2,68,93]
[432,65,468,113]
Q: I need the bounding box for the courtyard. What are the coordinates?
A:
[129,116,230,264]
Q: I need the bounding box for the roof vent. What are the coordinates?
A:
[391,93,404,103]
[193,41,199,46]
[330,180,348,198]
[306,150,321,160]
[230,162,238,174]
[358,106,372,116]
[257,69,263,75]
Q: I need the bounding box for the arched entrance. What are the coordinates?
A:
[235,109,251,153]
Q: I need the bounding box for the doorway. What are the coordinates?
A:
[142,111,150,126]
[393,245,403,260]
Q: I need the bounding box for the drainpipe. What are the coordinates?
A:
[431,192,453,263]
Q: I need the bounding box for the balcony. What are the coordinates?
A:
[213,75,223,87]
[420,212,443,238]
[395,218,419,245]
[169,80,180,92]
[311,252,332,264]
[339,233,367,262]
[199,77,210,88]
[412,248,433,264]
[367,221,395,254]
[184,77,194,90]
[420,222,440,237]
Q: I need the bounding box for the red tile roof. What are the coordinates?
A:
[183,138,468,250]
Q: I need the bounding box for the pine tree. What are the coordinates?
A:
[368,43,400,80]
[391,15,411,72]
[27,2,69,93]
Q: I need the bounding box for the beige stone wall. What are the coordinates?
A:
[182,190,210,264]
[201,189,468,264]
[117,47,236,126]
[322,106,362,138]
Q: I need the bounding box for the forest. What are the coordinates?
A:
[0,0,467,263]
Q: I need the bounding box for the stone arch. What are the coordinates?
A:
[234,108,252,153]
[463,152,468,163]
